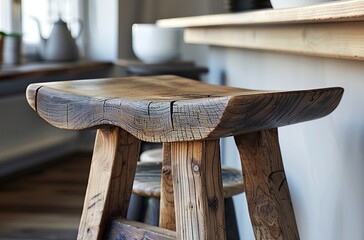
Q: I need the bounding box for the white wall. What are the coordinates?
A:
[117,0,226,64]
[209,47,364,240]
[85,0,119,60]
[0,94,79,177]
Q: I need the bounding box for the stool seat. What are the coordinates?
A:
[133,161,244,198]
[26,75,343,142]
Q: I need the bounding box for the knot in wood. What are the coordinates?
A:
[188,202,194,210]
[208,197,219,211]
[162,167,172,176]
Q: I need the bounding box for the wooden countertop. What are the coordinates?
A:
[157,0,364,61]
[157,0,364,27]
[0,61,113,81]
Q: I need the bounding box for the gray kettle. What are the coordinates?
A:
[33,17,82,61]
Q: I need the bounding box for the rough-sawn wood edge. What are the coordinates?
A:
[26,80,343,142]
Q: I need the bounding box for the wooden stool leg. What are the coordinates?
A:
[171,140,226,240]
[77,127,141,240]
[159,143,176,230]
[235,128,299,240]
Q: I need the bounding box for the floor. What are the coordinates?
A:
[0,153,92,240]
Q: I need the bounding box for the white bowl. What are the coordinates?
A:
[270,0,335,9]
[132,24,180,64]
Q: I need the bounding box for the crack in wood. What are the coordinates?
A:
[268,170,284,180]
[66,104,69,128]
[278,177,287,191]
[147,101,153,116]
[88,197,102,209]
[91,193,101,200]
[34,86,43,113]
[169,101,176,130]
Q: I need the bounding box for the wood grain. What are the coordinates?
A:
[132,161,244,199]
[235,129,299,240]
[157,0,364,27]
[159,143,176,230]
[171,140,226,240]
[105,218,176,240]
[184,22,364,61]
[26,75,343,142]
[77,127,140,240]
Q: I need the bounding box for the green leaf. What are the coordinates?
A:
[6,32,22,38]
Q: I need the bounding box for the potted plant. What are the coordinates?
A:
[0,31,5,64]
[1,31,22,65]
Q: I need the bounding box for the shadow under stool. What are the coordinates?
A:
[26,75,343,240]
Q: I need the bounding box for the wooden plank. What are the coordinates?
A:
[184,22,364,61]
[77,127,141,240]
[235,129,299,240]
[159,143,176,230]
[171,140,226,240]
[0,153,92,240]
[105,218,176,240]
[0,213,80,230]
[157,0,364,27]
[27,75,343,142]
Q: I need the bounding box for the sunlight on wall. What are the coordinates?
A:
[21,0,81,44]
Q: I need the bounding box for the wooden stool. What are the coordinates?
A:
[26,75,343,240]
[129,160,243,239]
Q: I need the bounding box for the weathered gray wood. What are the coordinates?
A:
[77,127,140,240]
[105,218,176,240]
[171,140,226,240]
[26,75,343,142]
[133,161,244,198]
[235,129,299,240]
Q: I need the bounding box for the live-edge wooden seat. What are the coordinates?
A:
[26,75,343,240]
[26,75,342,142]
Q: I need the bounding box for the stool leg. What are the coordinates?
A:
[171,140,226,240]
[159,143,176,230]
[235,128,299,240]
[77,127,141,240]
